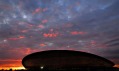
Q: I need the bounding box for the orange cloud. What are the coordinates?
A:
[18,36,25,39]
[8,36,25,40]
[43,33,58,38]
[70,31,86,35]
[25,48,31,54]
[8,38,18,41]
[42,19,48,24]
[38,25,45,29]
[114,64,119,68]
[39,43,46,47]
[90,40,96,45]
[16,47,31,55]
[33,8,42,14]
[21,30,28,33]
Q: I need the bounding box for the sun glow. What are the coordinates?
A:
[12,67,25,70]
[0,67,25,70]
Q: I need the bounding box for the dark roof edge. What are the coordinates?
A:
[22,50,115,67]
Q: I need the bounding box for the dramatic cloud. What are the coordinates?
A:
[0,0,119,68]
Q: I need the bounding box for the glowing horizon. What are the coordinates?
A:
[0,0,119,69]
[0,65,119,70]
[0,66,25,70]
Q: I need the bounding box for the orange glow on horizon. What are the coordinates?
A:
[114,64,119,68]
[0,59,24,70]
[0,64,25,70]
[0,66,25,70]
[0,65,119,70]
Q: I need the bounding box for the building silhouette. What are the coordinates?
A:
[21,50,119,71]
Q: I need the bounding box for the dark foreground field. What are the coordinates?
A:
[0,67,119,71]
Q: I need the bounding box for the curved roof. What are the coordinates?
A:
[22,50,114,69]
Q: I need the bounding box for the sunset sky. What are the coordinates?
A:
[0,0,119,69]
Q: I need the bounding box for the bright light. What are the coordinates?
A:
[40,66,44,69]
[12,67,25,70]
